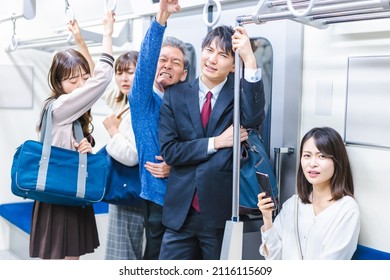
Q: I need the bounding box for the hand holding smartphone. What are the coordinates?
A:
[256,171,278,210]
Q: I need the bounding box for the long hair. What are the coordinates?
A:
[114,51,139,103]
[297,127,354,203]
[37,49,93,141]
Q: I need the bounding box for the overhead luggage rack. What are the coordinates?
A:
[236,0,390,28]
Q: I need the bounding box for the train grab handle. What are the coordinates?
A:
[203,0,222,27]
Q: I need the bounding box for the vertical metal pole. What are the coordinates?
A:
[220,21,244,260]
[231,37,243,222]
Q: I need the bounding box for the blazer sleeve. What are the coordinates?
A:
[159,88,210,167]
[240,78,266,128]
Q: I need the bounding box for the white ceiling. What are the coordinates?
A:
[1,0,133,32]
[0,0,236,50]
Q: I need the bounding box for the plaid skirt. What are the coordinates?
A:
[105,204,145,260]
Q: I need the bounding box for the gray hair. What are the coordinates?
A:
[162,36,190,71]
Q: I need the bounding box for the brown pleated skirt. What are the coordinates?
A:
[29,201,100,259]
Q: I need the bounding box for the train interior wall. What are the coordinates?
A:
[301,20,390,253]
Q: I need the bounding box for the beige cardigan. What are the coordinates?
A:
[101,84,138,166]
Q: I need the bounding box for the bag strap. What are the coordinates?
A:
[36,102,87,199]
[73,121,87,199]
[116,106,129,119]
[294,195,303,260]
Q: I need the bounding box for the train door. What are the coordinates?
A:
[164,0,303,259]
[220,3,304,260]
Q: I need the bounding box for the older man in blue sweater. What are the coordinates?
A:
[129,0,188,260]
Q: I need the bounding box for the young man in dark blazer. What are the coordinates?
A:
[158,25,265,259]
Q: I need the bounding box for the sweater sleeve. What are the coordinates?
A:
[52,53,114,126]
[129,18,166,119]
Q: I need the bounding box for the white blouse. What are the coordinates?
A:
[259,194,360,260]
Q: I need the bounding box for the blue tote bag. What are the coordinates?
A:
[239,129,278,215]
[96,146,143,207]
[11,103,108,206]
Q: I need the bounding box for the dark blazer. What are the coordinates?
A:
[158,73,265,230]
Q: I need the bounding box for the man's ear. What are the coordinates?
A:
[230,64,235,73]
[180,70,188,82]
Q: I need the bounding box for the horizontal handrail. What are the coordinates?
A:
[236,0,390,28]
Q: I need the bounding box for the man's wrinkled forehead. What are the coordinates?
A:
[160,45,185,62]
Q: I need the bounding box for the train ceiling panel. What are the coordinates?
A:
[3,0,390,52]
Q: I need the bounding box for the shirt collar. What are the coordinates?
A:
[153,86,164,99]
[199,74,227,101]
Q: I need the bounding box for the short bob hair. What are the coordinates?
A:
[297,127,354,203]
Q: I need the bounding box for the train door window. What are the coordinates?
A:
[250,38,273,156]
[185,43,197,82]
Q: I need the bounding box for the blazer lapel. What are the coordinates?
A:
[206,77,234,134]
[185,79,204,136]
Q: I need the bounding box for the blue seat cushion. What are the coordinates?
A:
[0,201,108,234]
[352,244,390,260]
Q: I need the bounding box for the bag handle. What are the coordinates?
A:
[116,106,129,119]
[36,102,87,199]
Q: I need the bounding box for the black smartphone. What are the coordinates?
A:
[256,171,278,210]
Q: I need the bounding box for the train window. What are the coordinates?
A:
[185,43,197,82]
[250,38,273,155]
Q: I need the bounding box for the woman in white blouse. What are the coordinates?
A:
[257,127,360,260]
[100,51,144,260]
